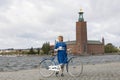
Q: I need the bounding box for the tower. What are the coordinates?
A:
[102,37,105,45]
[76,9,87,54]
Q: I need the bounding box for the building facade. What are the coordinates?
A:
[66,10,104,55]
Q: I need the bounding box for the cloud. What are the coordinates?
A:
[0,0,120,49]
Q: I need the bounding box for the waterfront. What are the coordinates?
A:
[0,54,120,72]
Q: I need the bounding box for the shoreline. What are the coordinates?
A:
[0,61,120,73]
[0,54,120,73]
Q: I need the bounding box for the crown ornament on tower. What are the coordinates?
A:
[78,8,84,22]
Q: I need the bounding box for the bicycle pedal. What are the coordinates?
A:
[55,72,59,77]
[61,73,64,77]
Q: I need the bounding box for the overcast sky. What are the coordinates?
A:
[0,0,120,49]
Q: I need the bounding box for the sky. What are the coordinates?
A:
[0,0,120,49]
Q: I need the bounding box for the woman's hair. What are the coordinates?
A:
[58,35,63,41]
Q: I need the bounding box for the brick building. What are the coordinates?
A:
[66,10,104,55]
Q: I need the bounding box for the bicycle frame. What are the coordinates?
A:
[39,54,83,77]
[40,54,76,72]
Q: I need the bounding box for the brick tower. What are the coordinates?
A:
[76,9,87,54]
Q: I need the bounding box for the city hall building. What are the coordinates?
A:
[66,10,104,55]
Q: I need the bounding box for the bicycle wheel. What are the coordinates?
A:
[67,57,83,77]
[39,59,55,77]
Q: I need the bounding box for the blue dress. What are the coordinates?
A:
[55,42,67,64]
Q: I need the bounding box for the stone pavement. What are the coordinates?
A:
[0,62,120,80]
[40,62,120,80]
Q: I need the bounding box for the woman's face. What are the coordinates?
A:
[58,36,63,42]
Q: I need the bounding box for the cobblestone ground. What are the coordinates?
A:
[40,62,120,80]
[0,62,120,80]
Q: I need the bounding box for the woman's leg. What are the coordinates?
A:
[61,64,64,76]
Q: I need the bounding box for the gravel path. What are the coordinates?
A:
[0,62,120,80]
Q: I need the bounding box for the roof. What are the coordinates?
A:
[65,40,76,45]
[65,40,102,45]
[87,40,102,45]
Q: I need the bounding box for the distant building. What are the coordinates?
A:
[66,9,104,55]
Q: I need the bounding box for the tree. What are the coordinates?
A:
[105,43,119,53]
[41,42,51,55]
[28,47,36,54]
[37,48,40,54]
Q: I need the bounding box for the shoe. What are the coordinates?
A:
[61,73,64,77]
[55,72,59,77]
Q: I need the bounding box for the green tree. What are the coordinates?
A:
[41,42,50,55]
[105,43,119,53]
[37,48,40,54]
[28,47,36,54]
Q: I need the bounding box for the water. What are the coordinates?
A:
[0,56,41,72]
[0,54,120,72]
[80,54,120,64]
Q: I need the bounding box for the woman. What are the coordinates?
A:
[54,36,67,77]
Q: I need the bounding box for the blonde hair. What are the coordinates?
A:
[58,35,63,41]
